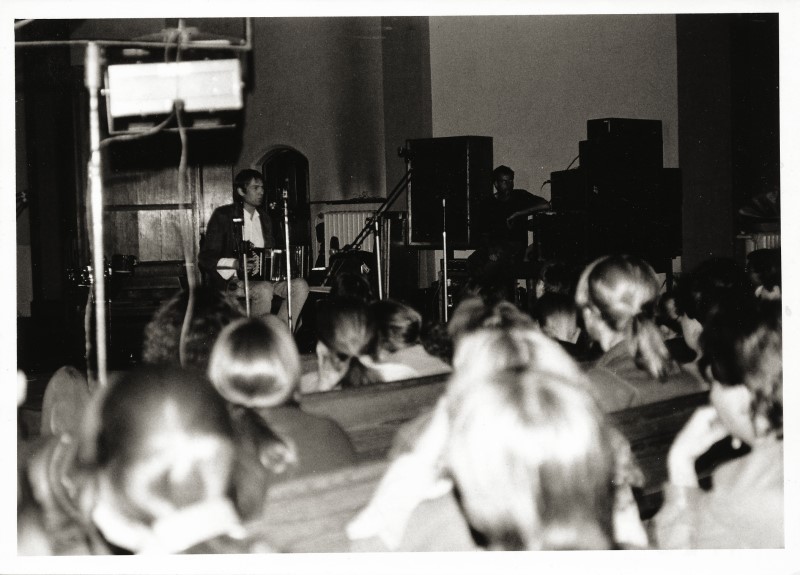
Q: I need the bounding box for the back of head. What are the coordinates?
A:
[316,298,381,388]
[371,299,422,354]
[746,248,781,292]
[536,260,578,298]
[448,297,535,347]
[329,272,374,304]
[94,366,237,526]
[575,254,670,379]
[534,292,579,343]
[445,368,615,550]
[142,286,245,370]
[675,257,751,324]
[451,326,584,386]
[699,297,782,437]
[208,316,301,408]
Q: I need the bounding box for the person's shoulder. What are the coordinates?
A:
[210,203,236,218]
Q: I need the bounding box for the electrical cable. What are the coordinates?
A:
[98,110,176,149]
[565,154,580,171]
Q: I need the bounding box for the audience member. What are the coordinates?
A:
[444,368,618,550]
[24,366,272,554]
[575,254,705,412]
[447,297,535,349]
[371,299,451,378]
[88,366,271,554]
[350,326,647,550]
[653,297,783,548]
[533,292,586,360]
[673,257,752,369]
[208,316,357,479]
[534,259,578,299]
[300,298,414,393]
[745,247,781,300]
[329,271,375,304]
[141,286,245,370]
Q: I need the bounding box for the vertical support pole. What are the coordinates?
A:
[85,42,107,388]
[442,198,448,323]
[282,186,293,332]
[374,218,384,300]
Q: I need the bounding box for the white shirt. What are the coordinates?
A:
[217,207,265,279]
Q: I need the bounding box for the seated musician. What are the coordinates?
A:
[466,165,550,300]
[199,169,309,330]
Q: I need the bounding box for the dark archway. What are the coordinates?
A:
[260,147,311,249]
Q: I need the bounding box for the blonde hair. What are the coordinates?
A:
[445,368,616,550]
[207,316,301,408]
[451,326,585,385]
[575,254,671,380]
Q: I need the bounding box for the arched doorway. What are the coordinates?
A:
[258,147,312,250]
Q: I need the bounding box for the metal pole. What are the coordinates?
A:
[373,218,384,300]
[85,42,107,388]
[282,187,293,332]
[442,198,448,323]
[243,249,251,317]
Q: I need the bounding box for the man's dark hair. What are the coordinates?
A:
[492,165,514,181]
[233,169,264,203]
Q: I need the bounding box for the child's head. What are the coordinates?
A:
[534,293,580,344]
[445,368,615,550]
[371,299,423,356]
[90,366,243,551]
[208,316,301,408]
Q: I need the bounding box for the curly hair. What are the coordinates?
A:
[141,287,245,370]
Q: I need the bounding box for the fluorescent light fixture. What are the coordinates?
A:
[105,59,243,118]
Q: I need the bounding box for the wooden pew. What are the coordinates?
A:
[607,390,711,518]
[299,374,448,461]
[261,459,389,552]
[263,389,716,551]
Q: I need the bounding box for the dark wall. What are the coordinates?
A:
[381,16,433,207]
[677,14,779,270]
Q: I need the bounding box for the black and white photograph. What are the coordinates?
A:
[5,1,798,573]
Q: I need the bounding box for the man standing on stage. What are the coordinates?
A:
[199,169,309,329]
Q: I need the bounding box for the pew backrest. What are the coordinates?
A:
[262,389,714,552]
[261,459,389,552]
[300,374,448,461]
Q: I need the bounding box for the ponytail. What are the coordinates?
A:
[630,303,671,380]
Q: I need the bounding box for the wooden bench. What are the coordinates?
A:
[607,390,711,518]
[300,373,449,461]
[262,389,719,551]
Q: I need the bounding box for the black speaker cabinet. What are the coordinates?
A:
[406,136,493,247]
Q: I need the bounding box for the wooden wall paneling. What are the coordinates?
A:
[105,210,139,256]
[159,209,188,261]
[198,164,234,234]
[137,211,163,262]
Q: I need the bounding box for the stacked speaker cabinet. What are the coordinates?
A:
[406,136,493,247]
[548,119,681,272]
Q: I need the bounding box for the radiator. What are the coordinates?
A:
[323,210,375,266]
[738,232,781,253]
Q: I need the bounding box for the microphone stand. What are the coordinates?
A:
[442,197,449,322]
[233,211,250,317]
[282,186,293,332]
[242,245,251,317]
[373,218,384,299]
